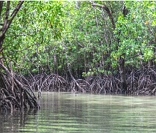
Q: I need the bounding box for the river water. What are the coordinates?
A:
[1,92,156,133]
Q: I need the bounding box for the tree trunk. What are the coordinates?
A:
[118,57,127,93]
[91,2,128,93]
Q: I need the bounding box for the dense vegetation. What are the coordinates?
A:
[0,1,156,112]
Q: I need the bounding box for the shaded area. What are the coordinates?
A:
[0,108,38,133]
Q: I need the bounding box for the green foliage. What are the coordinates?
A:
[112,1,156,67]
[3,1,64,73]
[2,1,156,76]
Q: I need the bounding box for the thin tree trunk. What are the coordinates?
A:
[118,57,127,93]
[91,2,128,92]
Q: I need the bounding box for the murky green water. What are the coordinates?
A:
[1,92,156,133]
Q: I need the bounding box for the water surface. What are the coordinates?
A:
[1,92,156,133]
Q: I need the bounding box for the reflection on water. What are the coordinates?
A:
[1,92,156,133]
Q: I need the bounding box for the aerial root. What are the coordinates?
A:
[0,63,39,113]
[25,67,156,95]
[1,66,156,113]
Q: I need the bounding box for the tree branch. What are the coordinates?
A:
[0,1,3,21]
[0,1,24,38]
[91,2,115,29]
[3,1,10,31]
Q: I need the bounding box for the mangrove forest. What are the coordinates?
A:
[0,1,156,113]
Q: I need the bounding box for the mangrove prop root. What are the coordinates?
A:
[1,66,156,113]
[0,63,39,113]
[26,67,156,96]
